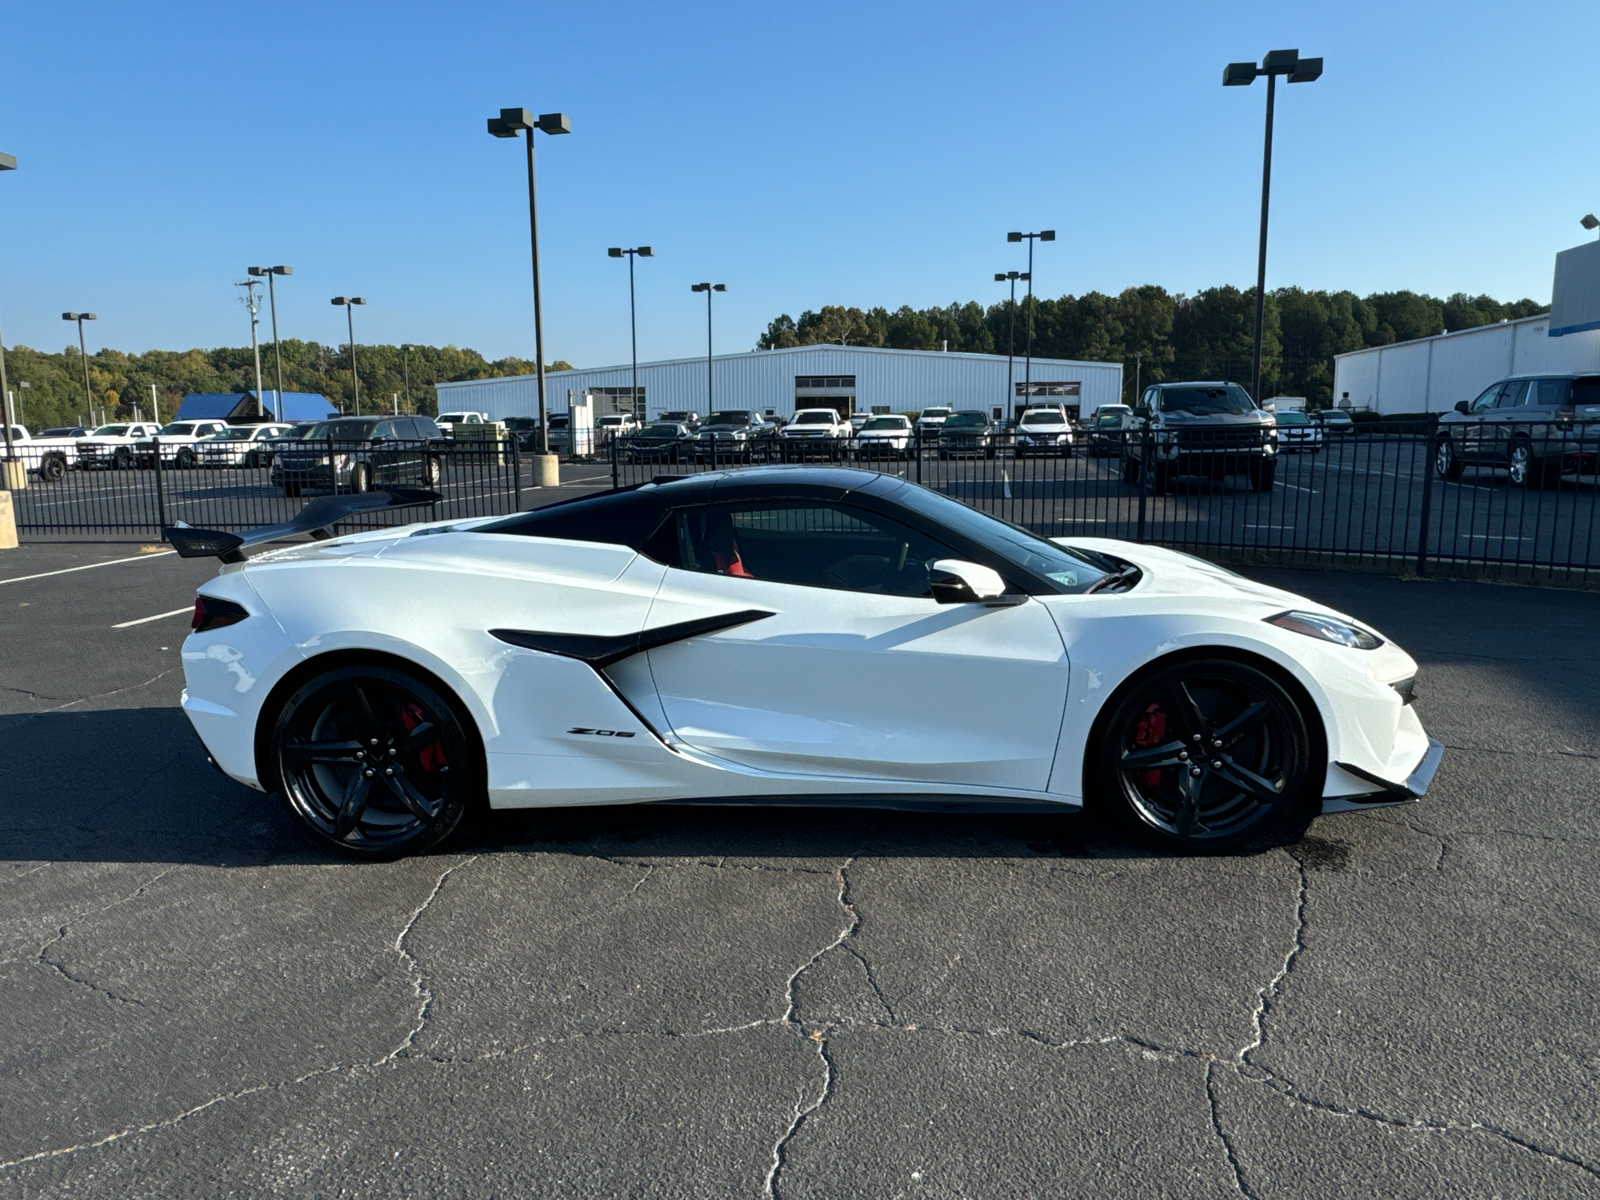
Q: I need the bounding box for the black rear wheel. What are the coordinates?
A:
[270,664,480,858]
[1094,658,1315,853]
[1435,437,1463,481]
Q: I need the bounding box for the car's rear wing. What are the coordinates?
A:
[162,488,441,563]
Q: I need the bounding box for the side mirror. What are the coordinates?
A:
[1454,400,1470,414]
[929,559,1010,604]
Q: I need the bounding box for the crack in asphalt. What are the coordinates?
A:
[1206,1061,1260,1199]
[762,855,858,1200]
[376,855,481,1067]
[23,867,179,1001]
[0,669,179,735]
[1238,851,1308,1070]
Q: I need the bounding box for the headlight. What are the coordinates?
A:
[1265,610,1384,650]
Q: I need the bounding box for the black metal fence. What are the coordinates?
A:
[11,436,527,536]
[11,421,1600,584]
[608,418,1600,584]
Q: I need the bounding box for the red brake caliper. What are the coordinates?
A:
[1133,702,1167,790]
[400,703,446,773]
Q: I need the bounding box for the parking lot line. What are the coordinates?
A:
[0,549,175,587]
[112,606,194,629]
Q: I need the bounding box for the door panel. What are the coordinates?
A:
[642,570,1070,791]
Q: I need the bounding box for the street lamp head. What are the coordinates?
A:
[0,152,15,171]
[1019,273,1030,281]
[1262,48,1299,72]
[1288,56,1323,83]
[995,273,1006,282]
[248,266,266,276]
[331,297,348,305]
[272,265,292,275]
[499,108,535,131]
[536,113,571,135]
[691,283,710,292]
[1040,230,1056,241]
[1223,61,1259,86]
[608,247,624,257]
[1584,214,1600,231]
[62,312,78,321]
[487,117,517,138]
[351,298,366,306]
[1007,232,1023,242]
[713,284,726,292]
[638,246,653,257]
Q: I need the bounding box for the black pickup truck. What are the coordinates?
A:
[1121,382,1278,492]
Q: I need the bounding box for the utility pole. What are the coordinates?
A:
[236,278,265,412]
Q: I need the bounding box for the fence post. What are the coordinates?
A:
[510,435,522,511]
[1415,414,1437,577]
[328,432,337,496]
[914,432,922,484]
[152,437,168,533]
[1135,427,1148,544]
[610,430,619,489]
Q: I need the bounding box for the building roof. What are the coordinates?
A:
[175,392,336,422]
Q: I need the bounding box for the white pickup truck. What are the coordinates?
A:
[76,422,165,470]
[131,420,231,468]
[3,424,89,481]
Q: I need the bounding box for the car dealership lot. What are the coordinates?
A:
[1,542,1598,1196]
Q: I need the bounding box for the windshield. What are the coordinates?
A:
[920,408,951,419]
[91,425,129,437]
[794,412,835,425]
[43,428,81,436]
[599,416,628,426]
[863,418,907,431]
[1096,415,1123,428]
[640,424,681,438]
[944,412,987,428]
[705,411,752,426]
[891,483,1112,593]
[1022,411,1065,425]
[156,423,197,436]
[1158,385,1257,416]
[215,428,254,440]
[660,412,693,421]
[439,413,471,423]
[306,419,380,441]
[1275,412,1309,426]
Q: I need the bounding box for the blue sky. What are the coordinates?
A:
[1,0,1595,368]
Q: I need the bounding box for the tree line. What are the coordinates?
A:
[758,286,1548,406]
[1,339,572,432]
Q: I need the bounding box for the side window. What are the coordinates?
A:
[1495,381,1528,408]
[659,502,954,597]
[372,421,396,439]
[1469,384,1503,413]
[1533,379,1570,408]
[413,417,442,439]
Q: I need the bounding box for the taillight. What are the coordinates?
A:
[192,594,250,633]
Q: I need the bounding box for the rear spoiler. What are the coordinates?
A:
[162,488,441,563]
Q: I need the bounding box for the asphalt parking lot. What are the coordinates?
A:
[1,536,1597,1197]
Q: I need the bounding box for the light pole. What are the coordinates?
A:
[330,297,366,414]
[236,278,266,411]
[609,246,653,418]
[1224,49,1323,403]
[1007,231,1054,409]
[0,151,15,476]
[691,283,726,413]
[994,270,1028,417]
[248,266,292,419]
[62,313,98,424]
[488,107,571,483]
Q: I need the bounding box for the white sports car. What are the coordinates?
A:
[169,468,1442,859]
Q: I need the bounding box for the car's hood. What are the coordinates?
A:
[1053,536,1354,616]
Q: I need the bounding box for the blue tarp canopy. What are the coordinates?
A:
[175,392,336,423]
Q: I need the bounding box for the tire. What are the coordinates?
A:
[352,464,371,494]
[1434,437,1463,481]
[40,455,66,483]
[113,447,131,471]
[1249,459,1276,492]
[1121,453,1141,485]
[1091,657,1316,853]
[424,456,442,486]
[1508,440,1543,489]
[269,663,481,859]
[244,451,260,469]
[1152,462,1175,494]
[176,448,197,469]
[1063,445,1074,459]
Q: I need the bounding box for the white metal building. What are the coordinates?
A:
[1332,313,1600,415]
[435,344,1123,423]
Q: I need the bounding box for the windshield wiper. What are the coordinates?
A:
[1084,566,1142,594]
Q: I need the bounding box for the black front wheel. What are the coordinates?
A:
[270,664,480,858]
[1094,658,1316,853]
